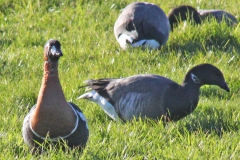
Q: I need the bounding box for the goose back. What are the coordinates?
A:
[81,74,200,121]
[198,9,238,26]
[114,2,170,49]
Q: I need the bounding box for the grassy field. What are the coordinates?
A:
[0,0,239,159]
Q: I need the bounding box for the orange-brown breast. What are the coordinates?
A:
[30,62,77,138]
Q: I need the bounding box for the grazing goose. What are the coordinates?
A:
[167,5,201,31]
[114,2,170,50]
[22,39,89,153]
[167,5,238,29]
[198,9,238,26]
[78,63,229,122]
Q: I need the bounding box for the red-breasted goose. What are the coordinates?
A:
[167,5,201,31]
[22,39,89,153]
[78,64,229,122]
[114,2,170,50]
[198,9,238,26]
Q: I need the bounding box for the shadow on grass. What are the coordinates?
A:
[0,39,12,48]
[16,92,37,110]
[14,140,85,158]
[200,87,231,99]
[175,107,239,137]
[12,145,28,158]
[167,33,240,54]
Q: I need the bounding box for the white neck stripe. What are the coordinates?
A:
[191,73,201,84]
[29,103,79,142]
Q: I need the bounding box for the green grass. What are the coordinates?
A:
[0,0,239,159]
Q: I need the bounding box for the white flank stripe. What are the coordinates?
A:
[144,40,160,49]
[116,92,147,120]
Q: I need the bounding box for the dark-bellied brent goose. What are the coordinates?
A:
[78,63,229,123]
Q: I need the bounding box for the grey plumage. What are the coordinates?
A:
[114,2,170,49]
[167,5,238,31]
[198,9,238,26]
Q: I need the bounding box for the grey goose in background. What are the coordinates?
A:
[78,63,230,122]
[114,3,238,50]
[167,5,238,30]
[198,9,238,26]
[22,39,89,154]
[114,2,170,50]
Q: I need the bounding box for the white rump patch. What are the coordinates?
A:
[77,90,120,121]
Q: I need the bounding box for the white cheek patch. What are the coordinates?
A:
[78,90,120,121]
[191,73,201,83]
[50,45,60,56]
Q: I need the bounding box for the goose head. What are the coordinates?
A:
[184,63,230,92]
[44,39,63,62]
[168,5,201,31]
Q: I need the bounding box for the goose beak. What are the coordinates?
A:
[219,81,230,92]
